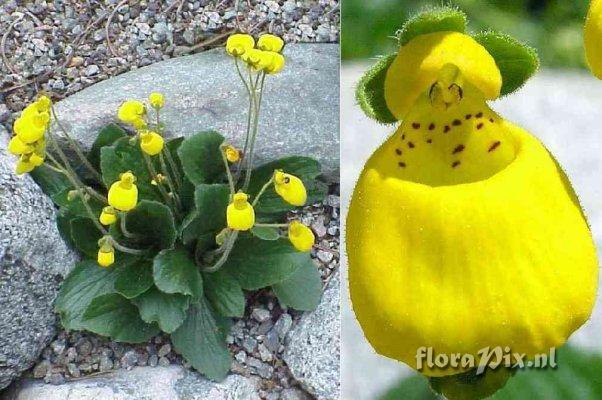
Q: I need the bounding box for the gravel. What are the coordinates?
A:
[0,0,340,133]
[13,190,340,399]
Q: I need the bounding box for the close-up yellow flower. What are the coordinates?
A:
[117,100,146,128]
[15,152,43,175]
[226,33,255,57]
[585,0,602,79]
[273,170,307,206]
[8,136,33,155]
[257,34,284,53]
[223,144,241,163]
[347,32,598,379]
[108,171,139,212]
[139,130,164,156]
[148,92,164,109]
[97,244,115,267]
[288,221,315,252]
[99,206,118,226]
[35,95,52,112]
[264,52,285,74]
[241,48,272,71]
[13,107,49,144]
[226,192,255,231]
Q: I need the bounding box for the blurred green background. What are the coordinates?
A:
[342,0,590,69]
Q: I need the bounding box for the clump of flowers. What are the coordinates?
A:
[348,6,597,400]
[16,33,325,382]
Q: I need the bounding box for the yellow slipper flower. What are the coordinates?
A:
[347,64,598,377]
[585,0,602,79]
[265,52,285,75]
[224,144,241,163]
[226,33,255,57]
[241,49,272,71]
[99,206,118,226]
[385,31,501,120]
[108,171,139,212]
[8,136,33,156]
[97,243,115,267]
[273,170,307,206]
[226,192,255,231]
[139,130,164,156]
[117,100,146,127]
[148,92,164,109]
[288,221,315,252]
[257,34,284,53]
[13,113,48,144]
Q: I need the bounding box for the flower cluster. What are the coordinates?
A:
[117,93,165,156]
[8,95,52,174]
[226,33,285,74]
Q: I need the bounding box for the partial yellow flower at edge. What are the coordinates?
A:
[288,221,314,252]
[273,170,307,206]
[585,0,602,79]
[139,130,164,156]
[224,144,241,163]
[226,192,255,231]
[117,100,146,127]
[226,34,255,57]
[149,92,164,109]
[257,34,284,53]
[36,95,52,112]
[99,206,118,226]
[108,171,139,212]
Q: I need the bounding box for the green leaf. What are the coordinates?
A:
[180,184,230,245]
[273,258,322,311]
[397,6,467,46]
[153,247,203,298]
[125,200,176,250]
[474,32,539,96]
[222,236,307,290]
[251,226,280,241]
[355,54,397,124]
[177,131,225,185]
[171,298,232,381]
[70,218,103,258]
[100,137,161,202]
[203,269,245,317]
[132,286,190,333]
[379,374,436,400]
[114,260,154,299]
[248,156,326,218]
[88,124,127,170]
[81,293,159,343]
[55,260,121,330]
[29,164,71,199]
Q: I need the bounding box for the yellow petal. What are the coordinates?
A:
[15,159,35,175]
[224,145,241,163]
[99,206,118,226]
[226,193,255,231]
[140,131,164,156]
[385,31,502,120]
[108,173,138,211]
[149,92,164,108]
[273,170,307,206]
[257,34,284,52]
[8,136,32,155]
[117,100,146,125]
[97,248,115,267]
[265,52,285,74]
[585,0,602,79]
[347,118,598,377]
[288,221,314,252]
[226,34,255,56]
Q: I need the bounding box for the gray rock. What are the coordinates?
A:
[284,270,340,400]
[7,366,261,400]
[52,44,339,178]
[0,128,79,389]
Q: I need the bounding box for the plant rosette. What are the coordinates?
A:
[348,7,598,399]
[11,34,327,382]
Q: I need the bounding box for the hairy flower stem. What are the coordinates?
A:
[142,152,181,220]
[108,236,147,255]
[220,145,236,194]
[201,230,239,273]
[119,212,143,240]
[251,176,274,206]
[234,60,254,185]
[154,108,182,191]
[243,72,266,191]
[50,105,104,185]
[159,152,182,209]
